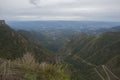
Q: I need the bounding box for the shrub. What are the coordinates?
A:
[0,53,71,80]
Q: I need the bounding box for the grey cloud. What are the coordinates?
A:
[0,0,120,21]
[29,0,40,7]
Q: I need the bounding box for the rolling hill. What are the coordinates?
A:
[61,31,120,80]
[0,22,53,62]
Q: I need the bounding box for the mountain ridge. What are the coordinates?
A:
[0,22,53,62]
[61,30,120,80]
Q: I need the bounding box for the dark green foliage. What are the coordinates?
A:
[63,32,120,65]
[1,22,120,80]
[18,30,76,53]
[0,24,28,59]
[0,24,53,62]
[62,31,120,80]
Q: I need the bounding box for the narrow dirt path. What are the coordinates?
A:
[94,68,105,80]
[104,65,120,80]
[102,65,111,80]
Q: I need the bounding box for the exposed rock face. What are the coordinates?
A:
[0,20,5,25]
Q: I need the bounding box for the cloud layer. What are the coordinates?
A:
[0,0,120,21]
[29,0,41,7]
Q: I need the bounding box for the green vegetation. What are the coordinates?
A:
[0,53,70,80]
[1,22,120,80]
[0,24,53,62]
[18,30,75,53]
[61,31,120,80]
[62,32,120,65]
[0,23,71,80]
[0,24,28,59]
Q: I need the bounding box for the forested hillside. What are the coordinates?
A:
[0,22,70,80]
[61,31,120,80]
[0,23,53,62]
[0,21,120,80]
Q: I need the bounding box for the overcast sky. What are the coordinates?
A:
[0,0,120,21]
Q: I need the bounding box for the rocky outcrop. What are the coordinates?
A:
[0,20,5,25]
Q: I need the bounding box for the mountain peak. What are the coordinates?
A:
[0,20,6,25]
